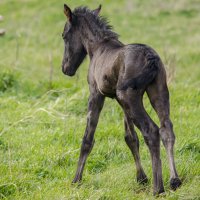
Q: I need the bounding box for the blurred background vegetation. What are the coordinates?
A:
[0,0,199,199]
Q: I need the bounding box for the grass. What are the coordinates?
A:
[0,0,200,199]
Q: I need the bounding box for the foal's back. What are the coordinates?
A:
[92,42,165,96]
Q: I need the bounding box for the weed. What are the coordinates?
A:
[0,71,18,92]
[0,183,17,198]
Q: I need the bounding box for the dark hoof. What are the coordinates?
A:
[170,177,182,190]
[153,189,165,196]
[72,176,82,184]
[137,173,148,184]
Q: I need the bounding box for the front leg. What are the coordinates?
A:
[72,92,105,183]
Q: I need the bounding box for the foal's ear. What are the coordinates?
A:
[93,4,102,16]
[64,4,72,22]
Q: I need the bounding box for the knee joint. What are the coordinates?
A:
[159,127,175,145]
[165,119,173,128]
[125,134,138,145]
[144,131,160,148]
[81,138,94,153]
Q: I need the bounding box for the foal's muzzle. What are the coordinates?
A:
[62,63,75,76]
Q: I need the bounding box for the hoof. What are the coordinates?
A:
[137,173,148,184]
[153,189,165,196]
[72,176,82,184]
[170,177,182,190]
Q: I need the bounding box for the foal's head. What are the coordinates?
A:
[61,4,101,76]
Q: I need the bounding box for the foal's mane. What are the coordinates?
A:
[73,6,119,41]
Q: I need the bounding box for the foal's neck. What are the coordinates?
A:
[81,36,123,59]
[79,18,122,58]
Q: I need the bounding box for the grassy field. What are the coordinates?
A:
[0,0,200,199]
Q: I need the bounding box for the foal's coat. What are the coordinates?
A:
[61,4,182,195]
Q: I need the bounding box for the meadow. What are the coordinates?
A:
[0,0,200,199]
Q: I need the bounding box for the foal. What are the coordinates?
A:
[61,4,181,195]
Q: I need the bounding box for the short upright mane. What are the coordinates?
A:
[73,6,119,41]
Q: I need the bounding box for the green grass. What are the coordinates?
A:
[0,0,200,199]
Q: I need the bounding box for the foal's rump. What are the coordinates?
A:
[119,43,165,91]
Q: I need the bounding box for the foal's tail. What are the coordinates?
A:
[120,55,159,90]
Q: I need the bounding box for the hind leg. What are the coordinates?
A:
[147,82,181,190]
[117,89,164,195]
[124,114,148,184]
